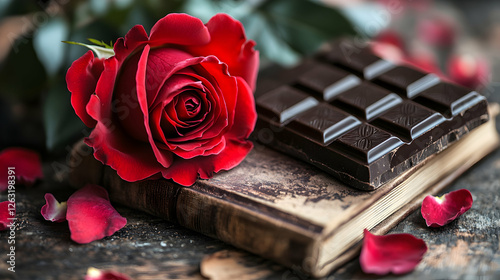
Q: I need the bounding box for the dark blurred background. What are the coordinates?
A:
[0,0,499,157]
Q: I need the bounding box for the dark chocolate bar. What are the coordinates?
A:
[254,40,489,190]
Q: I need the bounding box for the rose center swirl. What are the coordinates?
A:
[173,91,203,121]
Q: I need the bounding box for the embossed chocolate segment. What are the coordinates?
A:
[336,124,404,163]
[289,103,361,144]
[333,81,403,120]
[414,82,487,117]
[256,85,319,123]
[296,63,361,101]
[323,41,391,77]
[374,101,446,140]
[373,66,440,98]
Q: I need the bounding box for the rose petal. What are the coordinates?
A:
[370,41,405,64]
[0,201,15,231]
[145,48,195,106]
[66,50,104,128]
[360,229,427,275]
[373,30,406,52]
[66,185,127,244]
[149,13,210,46]
[447,54,490,89]
[0,147,43,192]
[227,77,257,140]
[421,189,473,227]
[114,24,149,65]
[161,138,253,186]
[403,52,444,77]
[185,13,259,90]
[41,193,67,222]
[417,17,456,48]
[136,45,175,169]
[86,95,167,182]
[85,267,130,280]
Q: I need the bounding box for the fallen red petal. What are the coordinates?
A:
[421,189,473,227]
[373,30,406,54]
[41,193,67,222]
[447,54,490,89]
[0,147,43,192]
[67,185,127,244]
[417,16,456,48]
[85,267,130,280]
[360,229,427,275]
[0,201,15,231]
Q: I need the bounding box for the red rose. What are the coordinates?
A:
[66,13,258,186]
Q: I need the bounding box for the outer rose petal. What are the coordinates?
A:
[41,193,67,222]
[0,201,14,231]
[85,57,167,182]
[360,229,427,275]
[149,13,210,46]
[67,185,127,244]
[67,50,104,128]
[227,77,257,140]
[114,24,149,65]
[186,13,259,90]
[0,147,43,192]
[161,139,253,186]
[421,189,473,227]
[85,267,130,280]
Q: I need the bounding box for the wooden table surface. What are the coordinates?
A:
[2,96,500,280]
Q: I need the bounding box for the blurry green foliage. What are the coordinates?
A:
[0,0,356,152]
[43,77,87,152]
[0,38,47,101]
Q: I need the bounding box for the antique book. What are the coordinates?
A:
[69,109,499,277]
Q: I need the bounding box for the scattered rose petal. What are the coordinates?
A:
[417,16,456,47]
[0,147,43,191]
[360,229,427,275]
[85,267,130,280]
[373,30,406,53]
[66,184,127,244]
[41,193,67,222]
[0,201,15,231]
[421,189,473,227]
[376,0,432,12]
[371,31,445,79]
[447,54,490,89]
[371,41,405,64]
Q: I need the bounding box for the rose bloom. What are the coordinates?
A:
[67,13,258,186]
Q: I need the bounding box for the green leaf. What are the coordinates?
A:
[62,40,115,59]
[254,0,357,56]
[43,79,87,151]
[241,13,301,66]
[87,38,114,49]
